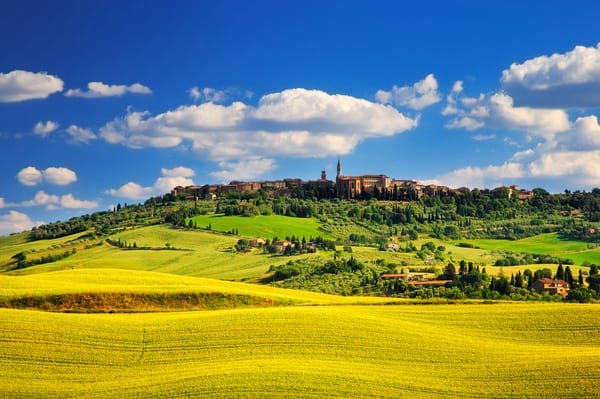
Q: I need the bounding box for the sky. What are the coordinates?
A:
[3,0,600,235]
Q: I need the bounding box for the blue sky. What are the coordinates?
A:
[3,0,600,235]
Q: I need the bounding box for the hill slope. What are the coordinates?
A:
[1,303,598,398]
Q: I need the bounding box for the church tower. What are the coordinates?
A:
[336,159,342,178]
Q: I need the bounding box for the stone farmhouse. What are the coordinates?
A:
[530,278,570,297]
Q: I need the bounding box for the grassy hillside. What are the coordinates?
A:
[1,303,598,398]
[1,225,331,280]
[190,213,334,240]
[466,232,600,265]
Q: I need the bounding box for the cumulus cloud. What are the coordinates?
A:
[34,120,59,137]
[58,194,98,209]
[105,166,196,199]
[375,74,441,110]
[433,162,525,189]
[104,182,154,200]
[99,88,418,169]
[66,125,97,143]
[65,81,152,98]
[16,166,77,186]
[0,211,44,236]
[160,166,195,178]
[21,190,97,210]
[0,70,63,102]
[501,43,600,108]
[210,158,276,182]
[0,197,5,208]
[434,112,600,189]
[42,167,78,185]
[16,166,44,186]
[444,85,570,140]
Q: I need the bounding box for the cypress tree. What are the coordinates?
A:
[515,271,523,288]
[555,263,565,280]
[564,266,573,285]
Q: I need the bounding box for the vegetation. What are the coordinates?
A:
[1,304,599,398]
[2,188,600,397]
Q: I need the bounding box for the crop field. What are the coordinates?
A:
[0,268,397,307]
[466,233,600,265]
[190,214,334,240]
[0,303,598,398]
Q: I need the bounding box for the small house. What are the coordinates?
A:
[530,278,570,296]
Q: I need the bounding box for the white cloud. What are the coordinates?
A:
[22,190,59,208]
[65,81,152,98]
[16,166,44,186]
[21,190,97,210]
[59,194,98,209]
[66,125,97,143]
[99,88,418,164]
[434,112,600,190]
[0,197,5,208]
[0,70,63,102]
[189,86,202,102]
[160,166,195,178]
[16,166,77,186]
[434,162,525,189]
[42,167,77,185]
[444,89,570,140]
[0,211,44,236]
[375,74,441,110]
[188,86,228,103]
[34,120,59,137]
[105,166,196,200]
[105,182,154,200]
[210,158,276,182]
[502,43,600,108]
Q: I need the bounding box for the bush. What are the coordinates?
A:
[567,287,594,303]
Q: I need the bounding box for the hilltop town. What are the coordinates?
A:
[172,160,534,201]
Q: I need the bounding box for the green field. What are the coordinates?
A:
[1,303,598,398]
[1,226,330,280]
[190,214,334,240]
[465,233,600,265]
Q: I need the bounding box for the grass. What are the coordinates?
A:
[2,226,328,281]
[190,214,334,240]
[465,232,600,264]
[0,303,598,398]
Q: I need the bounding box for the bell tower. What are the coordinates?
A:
[336,159,342,178]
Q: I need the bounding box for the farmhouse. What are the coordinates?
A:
[248,238,266,247]
[530,278,570,296]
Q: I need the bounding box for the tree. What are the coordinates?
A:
[564,266,574,285]
[579,269,585,285]
[567,287,594,303]
[586,274,600,293]
[442,263,456,280]
[555,263,565,280]
[514,271,524,288]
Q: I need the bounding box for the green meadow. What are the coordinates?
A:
[466,232,600,265]
[190,213,334,240]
